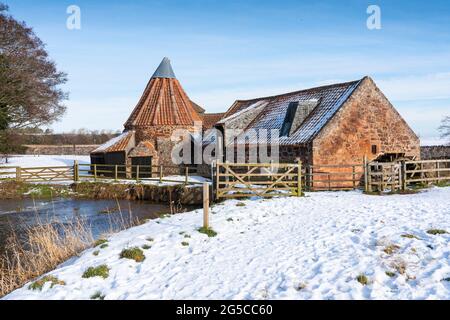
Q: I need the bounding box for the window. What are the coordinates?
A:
[280,102,299,137]
[371,145,378,154]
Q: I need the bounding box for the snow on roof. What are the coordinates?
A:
[224,79,362,145]
[218,100,268,124]
[91,131,133,153]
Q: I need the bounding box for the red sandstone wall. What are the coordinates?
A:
[310,77,420,189]
[313,77,420,166]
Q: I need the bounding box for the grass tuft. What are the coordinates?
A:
[198,227,217,237]
[356,274,369,286]
[141,244,151,250]
[236,202,246,207]
[427,229,447,235]
[120,247,145,262]
[90,291,105,300]
[385,271,396,278]
[29,275,65,291]
[82,265,110,279]
[181,241,189,247]
[92,250,99,256]
[94,239,108,247]
[383,244,401,255]
[401,234,420,240]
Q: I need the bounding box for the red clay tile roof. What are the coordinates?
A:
[124,58,202,128]
[201,113,224,129]
[92,131,134,153]
[190,100,205,114]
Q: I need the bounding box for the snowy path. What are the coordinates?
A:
[4,188,450,300]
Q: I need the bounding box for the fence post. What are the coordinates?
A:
[215,161,220,200]
[185,166,189,185]
[93,164,97,181]
[436,161,440,184]
[352,165,356,189]
[16,167,21,182]
[367,163,373,192]
[159,165,163,183]
[203,182,209,229]
[401,161,407,190]
[390,163,395,192]
[136,165,140,182]
[363,156,368,192]
[114,165,118,181]
[297,160,302,196]
[73,160,79,182]
[308,165,313,191]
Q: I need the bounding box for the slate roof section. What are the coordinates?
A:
[91,131,134,153]
[151,57,176,79]
[223,79,362,145]
[124,58,202,127]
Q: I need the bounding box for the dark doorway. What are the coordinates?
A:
[131,156,152,178]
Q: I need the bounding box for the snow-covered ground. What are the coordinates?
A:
[4,187,450,300]
[0,155,90,167]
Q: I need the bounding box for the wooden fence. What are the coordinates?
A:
[404,159,450,185]
[2,158,449,195]
[0,162,203,185]
[304,164,365,191]
[367,159,450,192]
[214,162,302,199]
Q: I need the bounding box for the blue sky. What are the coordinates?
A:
[4,0,450,143]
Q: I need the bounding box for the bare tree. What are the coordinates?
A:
[439,116,450,145]
[0,3,67,160]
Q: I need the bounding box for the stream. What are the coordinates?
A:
[0,198,197,253]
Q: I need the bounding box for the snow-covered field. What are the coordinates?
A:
[0,155,90,167]
[4,187,450,300]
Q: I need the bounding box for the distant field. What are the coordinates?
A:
[0,155,90,167]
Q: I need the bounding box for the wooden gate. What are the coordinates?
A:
[18,166,74,182]
[367,162,402,192]
[214,162,302,199]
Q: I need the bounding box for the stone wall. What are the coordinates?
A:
[313,77,420,166]
[421,145,450,160]
[279,144,312,165]
[72,182,205,205]
[25,144,99,155]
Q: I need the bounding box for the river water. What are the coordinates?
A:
[0,198,196,253]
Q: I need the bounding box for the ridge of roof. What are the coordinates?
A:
[233,78,364,104]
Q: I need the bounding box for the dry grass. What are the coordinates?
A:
[0,197,141,298]
[0,217,93,297]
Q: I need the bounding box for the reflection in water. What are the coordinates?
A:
[0,198,195,253]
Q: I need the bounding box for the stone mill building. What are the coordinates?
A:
[214,76,420,166]
[90,57,221,174]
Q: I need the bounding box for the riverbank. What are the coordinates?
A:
[4,187,450,300]
[0,181,206,205]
